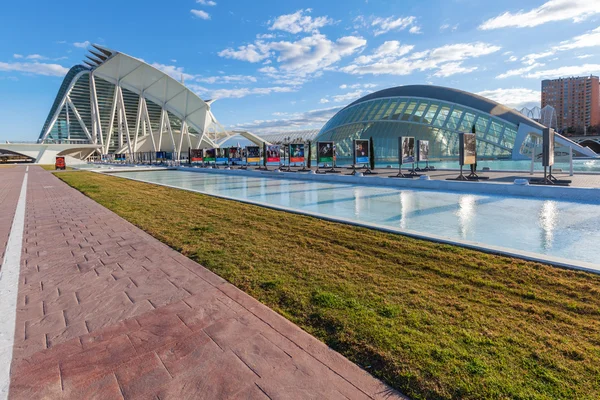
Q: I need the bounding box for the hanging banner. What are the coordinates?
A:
[542,128,555,167]
[459,133,476,166]
[317,141,334,163]
[266,145,281,163]
[417,140,429,162]
[55,156,66,170]
[399,137,415,164]
[229,147,242,162]
[216,148,228,163]
[246,146,261,163]
[204,148,216,162]
[289,143,305,163]
[190,149,203,163]
[354,139,370,164]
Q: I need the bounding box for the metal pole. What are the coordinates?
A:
[569,147,574,176]
[530,146,535,175]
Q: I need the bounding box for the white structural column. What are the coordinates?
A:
[104,87,119,154]
[66,96,93,142]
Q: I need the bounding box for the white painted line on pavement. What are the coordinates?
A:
[0,169,28,399]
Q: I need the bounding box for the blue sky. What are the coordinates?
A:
[1,0,599,141]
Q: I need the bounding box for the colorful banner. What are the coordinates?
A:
[190,149,203,163]
[246,146,261,163]
[155,151,166,160]
[55,156,66,170]
[204,148,216,162]
[542,128,554,167]
[417,140,429,162]
[266,145,281,163]
[289,143,305,163]
[460,133,476,165]
[354,139,369,164]
[317,141,334,163]
[399,137,415,164]
[216,148,228,163]
[229,147,242,162]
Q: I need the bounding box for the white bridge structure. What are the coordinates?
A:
[3,45,268,163]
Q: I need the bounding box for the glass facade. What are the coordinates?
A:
[317,96,518,162]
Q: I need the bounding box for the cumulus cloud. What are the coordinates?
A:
[440,23,459,32]
[231,106,342,134]
[196,0,216,5]
[479,0,599,30]
[197,75,257,84]
[339,83,377,89]
[321,90,367,104]
[189,84,297,100]
[371,16,419,36]
[73,41,90,48]
[0,61,69,77]
[353,41,414,65]
[150,63,196,81]
[523,64,600,79]
[269,9,334,34]
[190,9,210,20]
[476,88,540,108]
[554,26,600,51]
[218,42,271,63]
[13,54,23,59]
[496,63,545,79]
[341,41,500,77]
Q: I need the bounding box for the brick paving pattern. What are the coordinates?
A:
[8,166,403,399]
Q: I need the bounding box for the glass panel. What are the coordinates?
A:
[459,112,476,132]
[423,103,439,125]
[411,101,428,122]
[381,100,398,120]
[351,103,370,123]
[390,101,407,120]
[433,106,450,127]
[487,120,504,142]
[366,100,385,121]
[444,107,463,130]
[374,99,391,120]
[400,101,418,121]
[474,115,489,135]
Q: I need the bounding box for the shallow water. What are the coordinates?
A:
[113,170,600,268]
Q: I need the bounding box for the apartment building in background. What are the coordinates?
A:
[541,75,600,132]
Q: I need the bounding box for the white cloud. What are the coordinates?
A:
[476,88,540,108]
[339,83,377,89]
[190,84,297,100]
[25,54,46,60]
[523,64,600,79]
[577,54,594,59]
[433,62,477,77]
[506,55,518,62]
[73,41,90,48]
[372,16,418,36]
[150,63,196,81]
[0,61,69,77]
[409,25,422,34]
[496,63,544,79]
[256,33,276,39]
[197,75,257,84]
[13,54,23,59]
[190,9,210,20]
[319,98,329,104]
[218,42,271,63]
[331,90,367,103]
[269,9,334,34]
[353,41,414,65]
[196,0,216,5]
[231,106,342,134]
[521,51,554,65]
[479,0,599,30]
[555,26,600,51]
[440,23,459,32]
[341,41,500,77]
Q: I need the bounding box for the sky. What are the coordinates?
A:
[1,0,600,142]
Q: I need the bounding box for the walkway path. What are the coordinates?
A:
[5,166,403,399]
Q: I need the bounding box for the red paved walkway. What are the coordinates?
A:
[0,167,24,271]
[7,166,403,399]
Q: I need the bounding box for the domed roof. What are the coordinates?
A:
[343,85,543,129]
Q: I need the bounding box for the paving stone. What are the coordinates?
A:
[114,352,172,398]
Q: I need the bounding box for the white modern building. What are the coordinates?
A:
[1,45,267,163]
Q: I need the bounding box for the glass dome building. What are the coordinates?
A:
[314,85,596,162]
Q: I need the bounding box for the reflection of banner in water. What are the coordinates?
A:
[204,148,216,162]
[542,128,555,167]
[190,149,203,163]
[399,137,415,164]
[289,144,305,163]
[354,139,369,164]
[229,147,242,162]
[317,141,334,163]
[246,146,260,163]
[417,140,429,162]
[459,133,476,165]
[266,145,281,162]
[216,148,228,163]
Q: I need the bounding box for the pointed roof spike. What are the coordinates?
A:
[85,55,103,65]
[92,44,113,57]
[83,61,96,68]
[89,50,107,61]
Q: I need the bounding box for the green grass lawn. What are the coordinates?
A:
[57,171,600,400]
[39,164,74,171]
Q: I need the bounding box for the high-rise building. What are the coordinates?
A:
[541,75,600,132]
